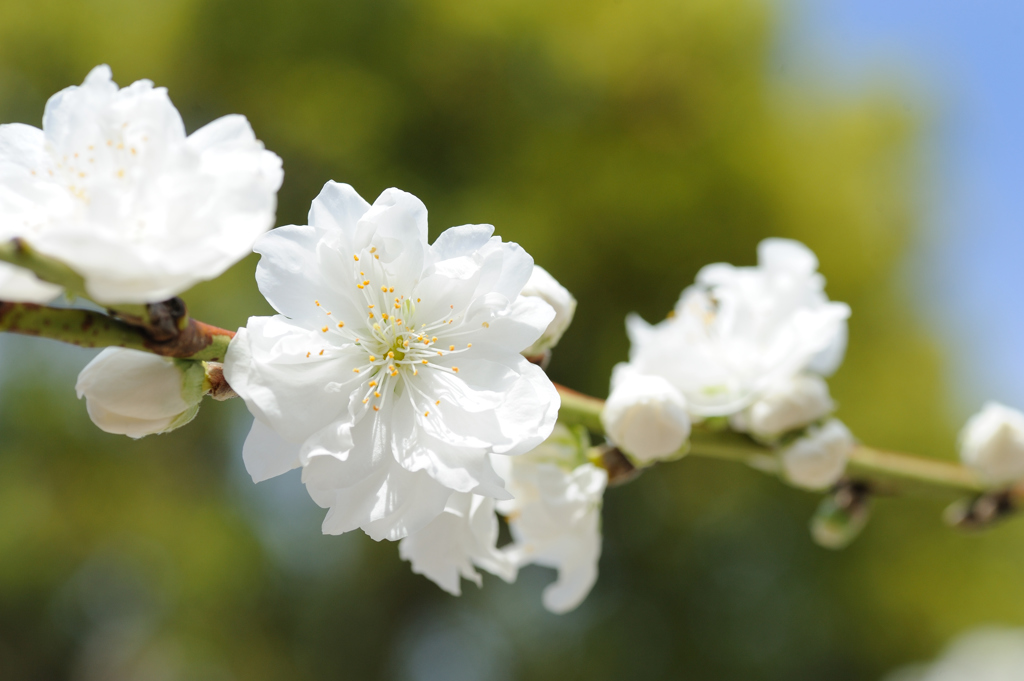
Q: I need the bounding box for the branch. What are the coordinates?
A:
[0,302,235,361]
[555,383,988,498]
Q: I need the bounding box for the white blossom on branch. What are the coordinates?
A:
[224,181,561,541]
[0,65,282,304]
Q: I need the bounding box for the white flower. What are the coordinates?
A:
[224,181,560,542]
[623,238,849,418]
[0,262,62,302]
[0,65,283,304]
[601,363,691,463]
[884,628,1024,681]
[495,424,607,614]
[779,418,853,490]
[75,348,206,438]
[959,402,1024,486]
[520,265,576,356]
[731,373,834,440]
[398,492,516,595]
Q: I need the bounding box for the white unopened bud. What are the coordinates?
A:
[733,374,834,440]
[521,266,576,356]
[601,364,691,464]
[959,402,1024,486]
[780,419,853,490]
[76,348,206,439]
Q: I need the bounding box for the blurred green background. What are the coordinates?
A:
[0,0,1020,679]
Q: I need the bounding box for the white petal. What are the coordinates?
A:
[242,416,301,483]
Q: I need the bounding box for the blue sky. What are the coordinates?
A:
[780,0,1024,413]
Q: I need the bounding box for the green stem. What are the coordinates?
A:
[0,238,86,296]
[0,302,234,361]
[555,384,986,497]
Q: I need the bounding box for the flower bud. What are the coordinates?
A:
[76,348,206,439]
[601,364,691,464]
[521,265,577,357]
[959,402,1024,485]
[810,481,870,549]
[732,374,834,440]
[779,418,853,490]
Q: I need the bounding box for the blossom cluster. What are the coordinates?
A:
[0,66,888,614]
[602,238,855,490]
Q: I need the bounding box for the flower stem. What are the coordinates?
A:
[555,384,986,497]
[0,302,235,361]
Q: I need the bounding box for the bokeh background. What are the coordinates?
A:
[0,0,1022,679]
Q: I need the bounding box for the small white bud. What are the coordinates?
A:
[733,374,834,440]
[521,265,577,356]
[780,418,853,490]
[75,348,206,439]
[601,364,691,464]
[959,402,1024,486]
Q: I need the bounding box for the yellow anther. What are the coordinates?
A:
[431,337,438,343]
[326,312,332,315]
[417,298,421,302]
[413,368,418,375]
[369,381,377,387]
[363,280,369,285]
[421,360,428,365]
[373,405,379,411]
[374,254,379,259]
[363,398,369,404]
[403,341,410,348]
[319,349,325,356]
[424,411,430,417]
[417,335,424,341]
[370,246,377,253]
[388,365,396,373]
[435,400,440,405]
[354,255,359,261]
[322,326,328,332]
[467,343,472,348]
[373,323,381,331]
[452,367,459,373]
[382,313,389,321]
[389,287,394,292]
[450,304,454,309]
[394,303,401,309]
[338,322,344,328]
[368,355,376,362]
[449,345,455,351]
[437,351,443,356]
[387,351,395,358]
[306,352,310,358]
[353,368,360,373]
[381,286,388,292]
[368,304,374,309]
[482,322,490,328]
[375,391,381,398]
[395,298,401,303]
[368,312,374,319]
[357,284,365,289]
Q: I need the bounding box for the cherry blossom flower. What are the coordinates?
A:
[224,181,561,541]
[0,65,282,304]
[779,418,853,490]
[520,265,576,357]
[0,263,62,303]
[496,424,607,614]
[960,402,1024,486]
[730,373,834,441]
[601,364,691,463]
[76,348,206,438]
[398,492,516,595]
[623,238,849,418]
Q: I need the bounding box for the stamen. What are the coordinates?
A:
[452,367,459,373]
[338,322,345,328]
[321,326,328,332]
[306,352,310,358]
[370,246,377,253]
[315,300,320,306]
[467,343,472,348]
[353,368,360,373]
[424,411,430,417]
[375,391,381,398]
[369,381,377,387]
[373,405,379,411]
[421,360,428,364]
[319,350,324,356]
[354,255,359,261]
[482,322,489,328]
[449,345,455,351]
